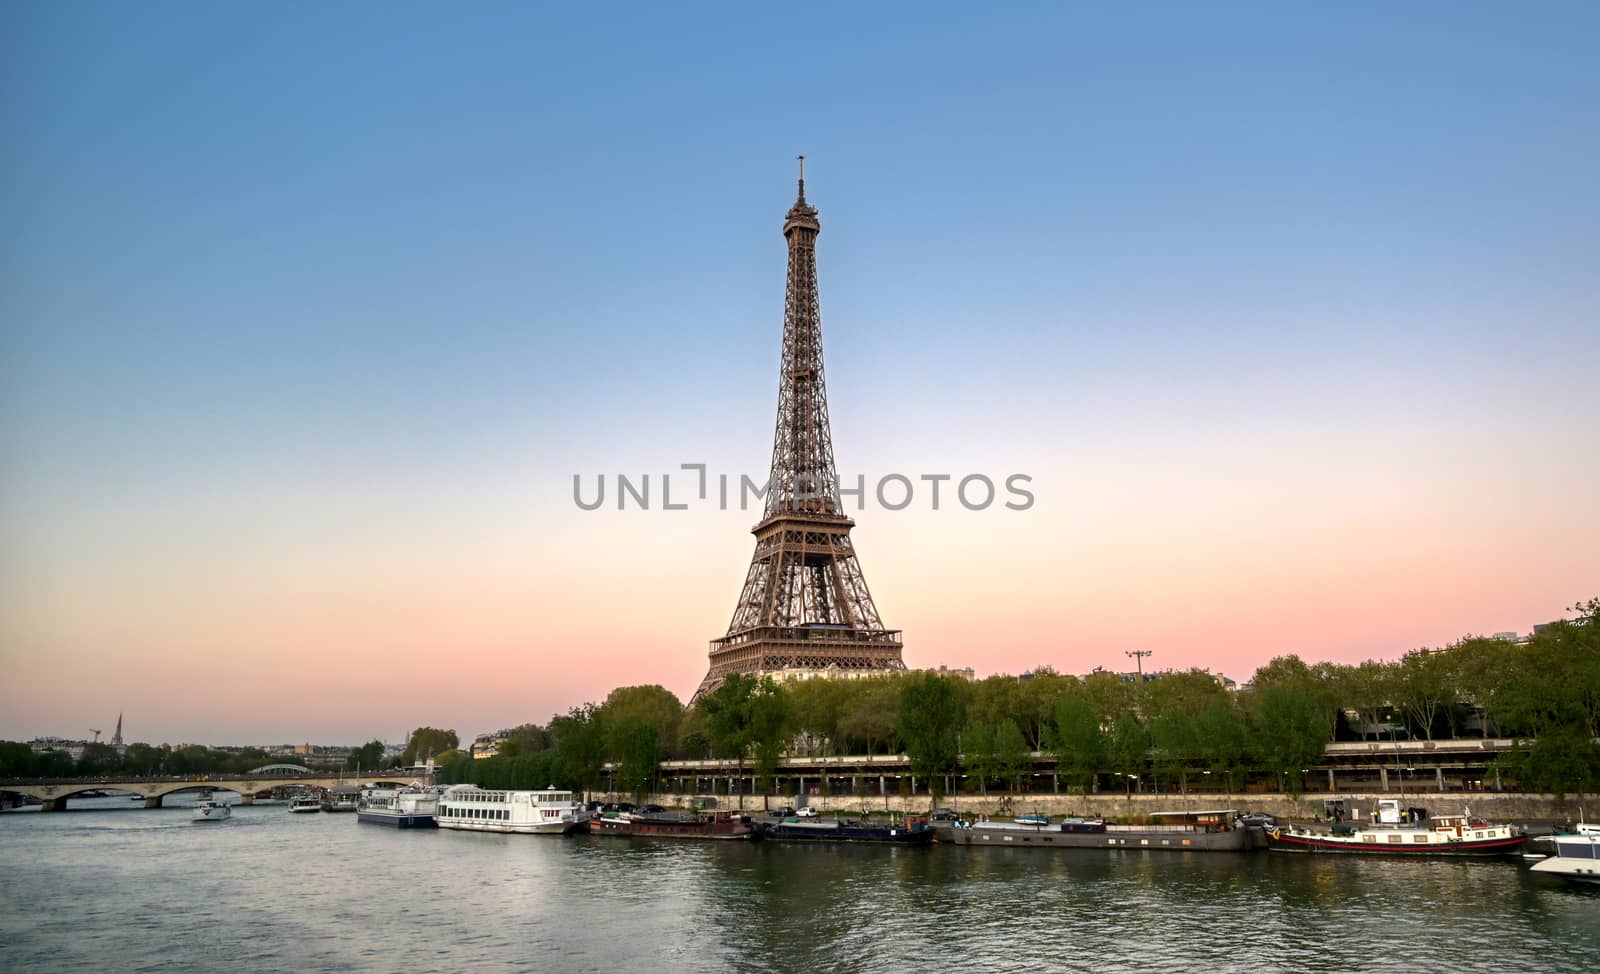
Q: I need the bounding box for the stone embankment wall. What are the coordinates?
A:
[639,790,1591,824]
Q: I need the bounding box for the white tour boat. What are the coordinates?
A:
[288,794,322,814]
[192,798,231,822]
[435,784,588,835]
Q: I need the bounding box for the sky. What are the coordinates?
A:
[2,2,1596,746]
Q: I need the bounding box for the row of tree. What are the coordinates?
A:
[446,599,1597,801]
[8,601,1595,800]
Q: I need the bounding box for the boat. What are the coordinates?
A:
[356,785,439,828]
[936,809,1250,851]
[1014,814,1050,826]
[249,788,284,806]
[288,794,322,814]
[434,784,588,835]
[320,785,361,813]
[192,798,231,822]
[592,809,759,840]
[1264,799,1525,856]
[759,816,935,844]
[1528,832,1600,885]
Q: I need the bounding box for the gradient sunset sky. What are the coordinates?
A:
[3,3,1596,746]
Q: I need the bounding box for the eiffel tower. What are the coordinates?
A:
[693,159,906,702]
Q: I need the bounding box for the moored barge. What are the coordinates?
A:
[1265,800,1525,857]
[761,817,935,845]
[592,810,759,840]
[937,809,1249,852]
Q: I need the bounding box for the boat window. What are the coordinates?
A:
[1557,842,1596,859]
[1413,835,1427,842]
[1387,835,1402,843]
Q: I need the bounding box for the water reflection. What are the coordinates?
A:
[1,801,1596,974]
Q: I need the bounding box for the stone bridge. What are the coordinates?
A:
[0,771,420,811]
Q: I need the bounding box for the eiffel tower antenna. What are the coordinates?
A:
[693,161,906,702]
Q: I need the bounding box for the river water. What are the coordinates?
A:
[2,796,1596,973]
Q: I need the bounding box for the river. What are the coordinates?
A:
[2,796,1596,972]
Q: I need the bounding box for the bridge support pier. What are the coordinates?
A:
[41,798,66,812]
[144,795,163,809]
[241,793,255,805]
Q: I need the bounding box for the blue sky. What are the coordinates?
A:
[3,2,1597,743]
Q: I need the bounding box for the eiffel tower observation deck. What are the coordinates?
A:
[693,160,906,702]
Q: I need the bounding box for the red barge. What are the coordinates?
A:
[1265,799,1526,857]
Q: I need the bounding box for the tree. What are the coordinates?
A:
[900,674,964,806]
[1344,661,1399,741]
[1194,699,1249,793]
[550,704,606,799]
[1516,723,1600,800]
[606,717,661,802]
[1148,710,1198,795]
[837,678,901,755]
[123,742,164,776]
[1140,669,1228,719]
[994,719,1033,794]
[966,676,1021,732]
[961,721,997,794]
[1047,694,1105,795]
[402,727,459,765]
[1014,669,1072,750]
[347,740,384,771]
[748,679,793,806]
[76,742,122,776]
[789,677,849,757]
[1107,715,1147,795]
[0,741,38,777]
[1396,649,1454,741]
[677,707,714,760]
[497,723,552,758]
[599,685,684,756]
[1083,670,1137,725]
[701,674,758,809]
[1251,685,1329,798]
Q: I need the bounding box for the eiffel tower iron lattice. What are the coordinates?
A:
[692,160,906,703]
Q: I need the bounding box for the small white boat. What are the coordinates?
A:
[288,795,321,814]
[1529,832,1600,885]
[193,799,231,822]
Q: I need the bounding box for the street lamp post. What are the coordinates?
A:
[1125,650,1152,683]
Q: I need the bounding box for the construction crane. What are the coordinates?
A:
[89,729,102,743]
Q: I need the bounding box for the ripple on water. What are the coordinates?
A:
[2,803,1598,973]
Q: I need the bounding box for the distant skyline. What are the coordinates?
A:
[3,3,1597,745]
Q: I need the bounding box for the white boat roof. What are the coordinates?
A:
[1150,809,1239,817]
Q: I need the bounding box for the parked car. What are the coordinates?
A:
[640,804,665,814]
[796,806,819,817]
[1238,812,1276,829]
[772,805,796,817]
[929,808,960,822]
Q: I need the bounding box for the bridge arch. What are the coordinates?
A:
[247,763,312,774]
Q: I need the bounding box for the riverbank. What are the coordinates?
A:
[637,790,1592,824]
